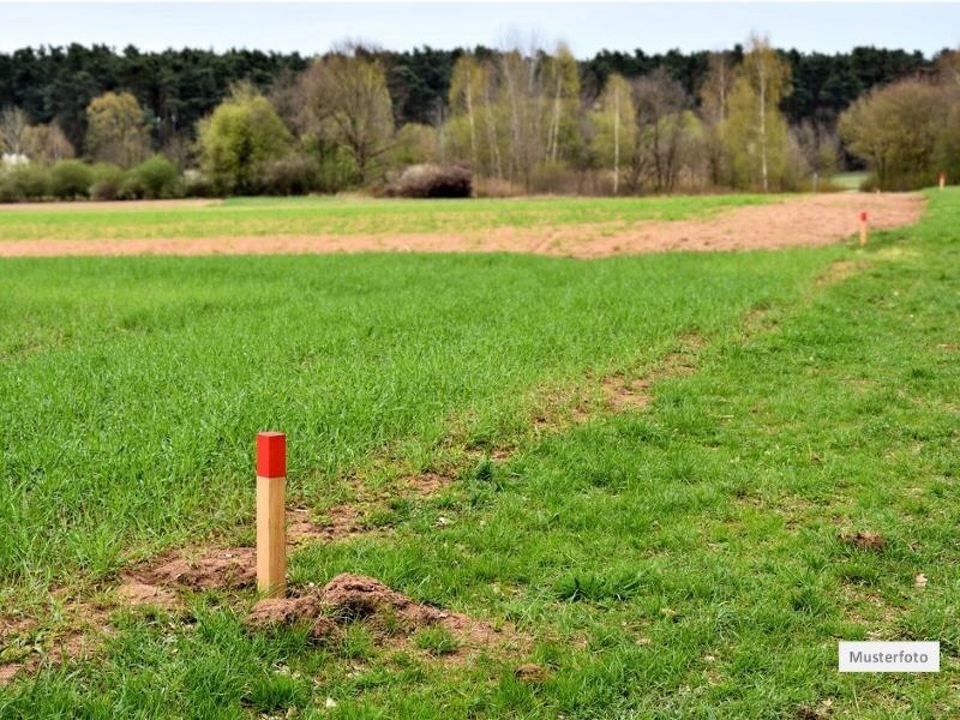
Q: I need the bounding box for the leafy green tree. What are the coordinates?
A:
[196,83,292,195]
[85,91,151,168]
[936,103,960,186]
[840,78,949,190]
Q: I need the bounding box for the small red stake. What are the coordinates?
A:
[256,432,286,597]
[859,211,868,247]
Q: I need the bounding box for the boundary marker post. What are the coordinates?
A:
[256,431,286,597]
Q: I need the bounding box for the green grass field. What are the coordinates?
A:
[832,172,870,192]
[1,191,958,717]
[0,194,776,242]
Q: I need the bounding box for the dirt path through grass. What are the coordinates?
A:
[0,192,923,257]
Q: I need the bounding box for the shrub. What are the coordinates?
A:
[49,160,94,200]
[182,169,216,198]
[530,160,579,195]
[261,153,318,196]
[118,172,148,200]
[387,164,472,198]
[0,163,50,202]
[89,163,125,201]
[130,155,182,199]
[0,171,14,203]
[472,177,525,198]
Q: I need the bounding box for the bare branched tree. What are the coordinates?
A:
[298,44,395,185]
[0,106,29,156]
[632,68,689,191]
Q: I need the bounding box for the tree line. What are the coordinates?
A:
[0,38,956,199]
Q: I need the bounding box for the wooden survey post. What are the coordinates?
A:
[859,211,868,247]
[940,172,946,190]
[256,431,286,596]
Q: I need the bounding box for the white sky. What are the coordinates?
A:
[0,2,957,59]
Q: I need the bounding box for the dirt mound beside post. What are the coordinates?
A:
[137,548,257,590]
[248,573,511,657]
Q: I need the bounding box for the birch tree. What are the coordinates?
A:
[698,51,735,186]
[498,46,543,188]
[591,73,636,194]
[542,43,581,164]
[724,35,792,191]
[0,106,29,156]
[448,54,484,171]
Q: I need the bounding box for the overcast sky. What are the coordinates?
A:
[1,2,957,59]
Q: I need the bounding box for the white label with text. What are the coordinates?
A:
[839,641,939,672]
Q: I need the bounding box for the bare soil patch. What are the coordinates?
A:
[0,193,923,258]
[816,259,872,287]
[601,375,653,412]
[840,531,887,552]
[0,615,36,640]
[287,505,364,544]
[0,599,109,686]
[401,471,455,496]
[562,333,703,426]
[248,574,516,661]
[136,547,257,590]
[115,581,180,609]
[0,632,96,685]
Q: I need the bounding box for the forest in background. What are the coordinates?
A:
[0,39,957,199]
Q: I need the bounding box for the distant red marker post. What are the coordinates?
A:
[940,172,946,190]
[256,431,286,597]
[860,211,869,247]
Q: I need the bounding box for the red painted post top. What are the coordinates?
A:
[257,432,286,478]
[860,211,868,223]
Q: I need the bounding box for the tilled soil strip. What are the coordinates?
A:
[0,193,924,258]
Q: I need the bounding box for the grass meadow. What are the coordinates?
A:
[831,173,871,192]
[1,190,958,717]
